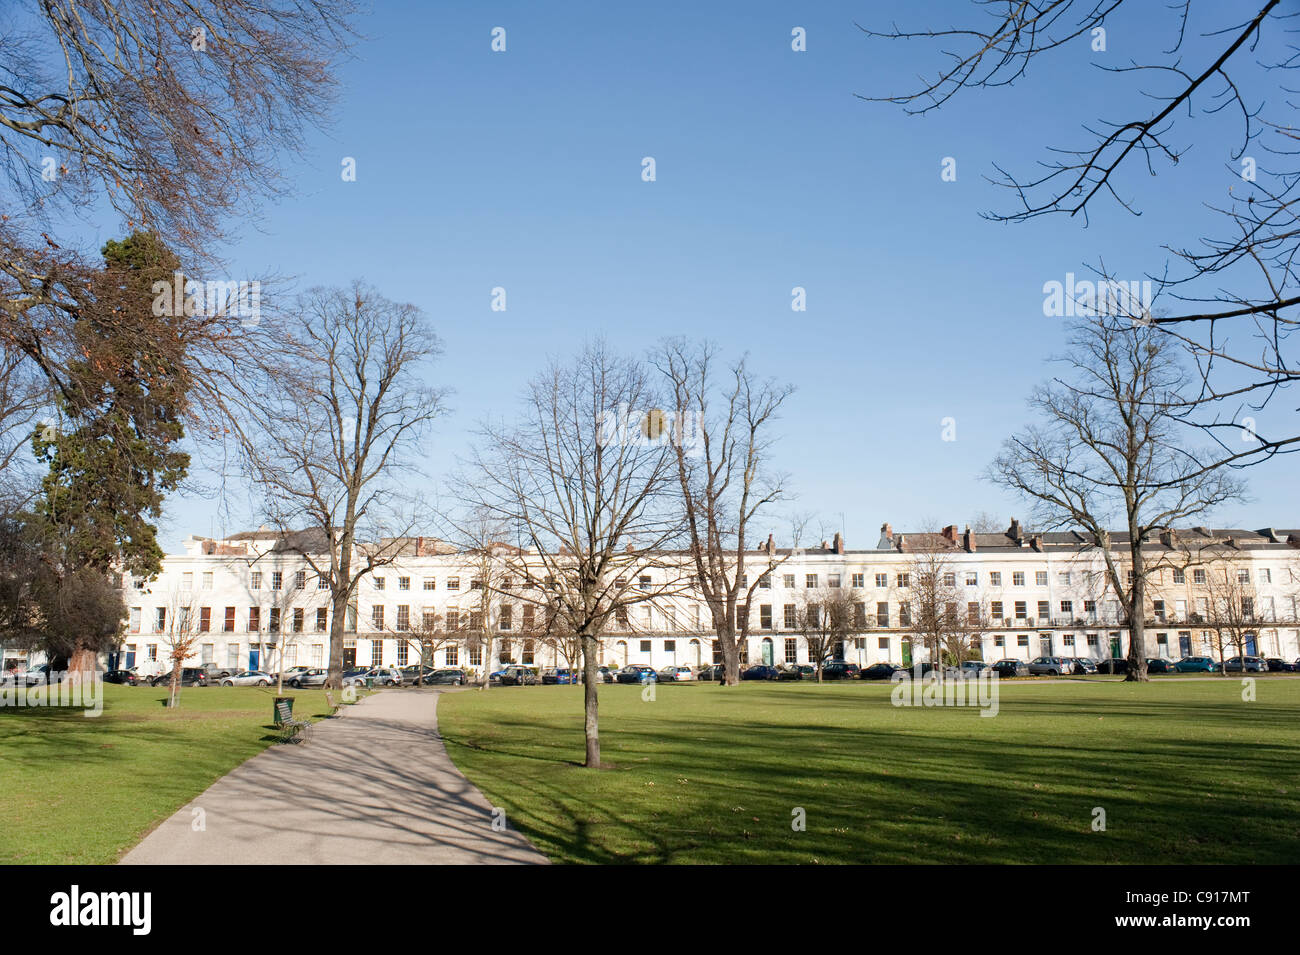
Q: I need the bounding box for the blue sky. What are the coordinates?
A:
[133,0,1294,549]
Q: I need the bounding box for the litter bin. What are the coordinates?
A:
[365,676,374,689]
[273,696,294,725]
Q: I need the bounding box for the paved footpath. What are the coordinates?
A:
[121,688,547,865]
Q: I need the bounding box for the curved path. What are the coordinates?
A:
[121,687,547,865]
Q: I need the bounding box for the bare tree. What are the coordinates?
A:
[989,319,1245,681]
[1201,558,1263,674]
[862,2,1300,465]
[159,593,202,708]
[243,283,447,689]
[652,340,796,686]
[794,586,862,682]
[457,342,683,768]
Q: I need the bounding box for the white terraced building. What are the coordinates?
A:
[106,522,1300,677]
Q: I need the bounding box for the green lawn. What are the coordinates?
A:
[0,684,339,864]
[438,678,1300,864]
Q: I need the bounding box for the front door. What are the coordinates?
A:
[249,648,259,670]
[1179,633,1191,657]
[1245,633,1257,655]
[343,647,356,668]
[1109,636,1121,658]
[901,639,912,667]
[761,638,774,666]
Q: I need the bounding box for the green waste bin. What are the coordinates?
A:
[365,676,374,689]
[274,696,294,725]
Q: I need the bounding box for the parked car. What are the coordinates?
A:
[20,664,67,686]
[152,667,211,687]
[343,666,403,687]
[615,665,657,684]
[1096,657,1129,674]
[499,666,538,686]
[657,666,695,682]
[820,661,861,680]
[278,665,313,682]
[793,664,817,678]
[1264,658,1296,673]
[287,668,328,688]
[695,664,726,682]
[1069,657,1098,675]
[1144,658,1174,674]
[427,667,468,685]
[596,666,616,684]
[102,669,143,686]
[775,665,804,681]
[542,668,581,685]
[219,670,271,687]
[861,662,903,680]
[1223,655,1267,673]
[991,659,1028,678]
[1174,656,1219,673]
[1028,656,1073,676]
[958,660,990,677]
[196,662,237,681]
[741,664,780,681]
[400,664,438,685]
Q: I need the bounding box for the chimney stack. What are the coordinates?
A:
[832,532,844,554]
[765,533,776,554]
[1008,518,1022,542]
[963,525,975,553]
[882,523,893,540]
[896,533,906,552]
[941,525,958,545]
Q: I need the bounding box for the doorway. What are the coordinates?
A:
[342,646,356,669]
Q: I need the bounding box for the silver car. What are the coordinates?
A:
[288,668,328,688]
[1027,656,1073,676]
[219,670,274,686]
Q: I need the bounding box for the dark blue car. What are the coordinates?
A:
[741,665,780,681]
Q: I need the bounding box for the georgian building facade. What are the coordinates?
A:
[110,522,1300,677]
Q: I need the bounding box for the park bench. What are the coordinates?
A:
[274,698,313,744]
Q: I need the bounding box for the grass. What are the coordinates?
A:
[0,683,341,864]
[438,678,1300,864]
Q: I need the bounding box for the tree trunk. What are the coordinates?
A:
[581,633,601,767]
[67,644,97,676]
[1125,542,1149,682]
[480,633,493,689]
[168,664,181,708]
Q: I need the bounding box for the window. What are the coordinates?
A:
[784,638,798,663]
[467,643,481,667]
[943,573,956,588]
[852,573,864,588]
[760,605,772,629]
[783,574,795,589]
[181,572,193,590]
[1017,635,1029,647]
[1084,599,1096,616]
[739,574,748,589]
[447,577,460,591]
[499,606,513,631]
[1237,569,1250,584]
[876,603,889,627]
[874,573,887,588]
[1062,634,1075,647]
[663,639,675,653]
[371,639,382,666]
[1058,572,1071,585]
[227,644,240,668]
[399,576,410,591]
[805,574,818,588]
[293,608,304,633]
[269,608,281,633]
[201,643,214,663]
[1014,601,1027,620]
[640,640,652,653]
[470,578,482,590]
[154,607,166,632]
[202,571,213,590]
[759,573,771,589]
[396,605,409,632]
[899,603,911,627]
[522,605,535,630]
[250,571,262,590]
[989,572,1002,587]
[271,571,282,591]
[1086,633,1098,647]
[445,644,459,666]
[423,578,436,590]
[295,570,306,590]
[827,574,841,588]
[967,602,980,626]
[615,606,628,627]
[1012,572,1025,586]
[316,608,328,632]
[310,644,323,666]
[222,606,235,632]
[445,610,460,631]
[854,602,867,628]
[966,572,978,586]
[896,573,910,588]
[639,575,651,587]
[994,635,1005,648]
[249,607,261,632]
[1037,601,1049,618]
[129,607,141,634]
[470,611,483,630]
[133,577,146,590]
[199,607,211,632]
[1261,568,1272,583]
[1172,568,1185,584]
[990,601,1003,620]
[318,576,329,590]
[878,637,890,650]
[1036,571,1048,586]
[374,576,386,590]
[1060,600,1073,616]
[372,605,384,629]
[784,604,796,629]
[1193,569,1206,584]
